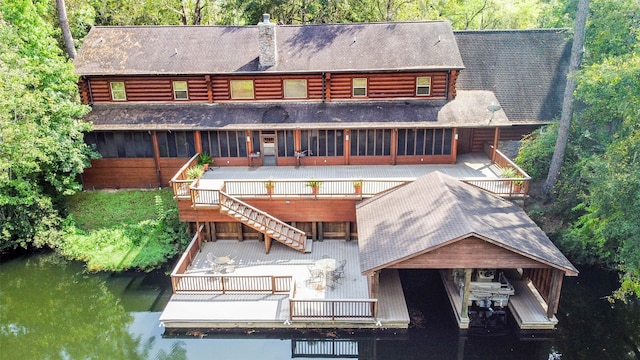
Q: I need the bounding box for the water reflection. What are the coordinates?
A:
[1,254,638,359]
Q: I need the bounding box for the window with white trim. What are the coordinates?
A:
[110,82,126,101]
[173,81,189,100]
[230,80,254,99]
[416,77,431,96]
[352,78,367,97]
[283,79,307,98]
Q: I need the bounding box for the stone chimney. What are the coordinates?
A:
[258,13,277,70]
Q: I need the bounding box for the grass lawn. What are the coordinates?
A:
[62,189,187,272]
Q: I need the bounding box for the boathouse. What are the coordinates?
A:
[73,17,577,330]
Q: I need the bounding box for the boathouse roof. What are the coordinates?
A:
[356,172,578,275]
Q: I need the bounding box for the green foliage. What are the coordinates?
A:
[516,125,559,181]
[0,0,95,253]
[60,190,188,271]
[185,164,205,179]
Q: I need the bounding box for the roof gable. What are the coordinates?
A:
[356,172,577,275]
[74,21,464,75]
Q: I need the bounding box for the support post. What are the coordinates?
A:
[237,222,244,242]
[546,269,564,318]
[492,127,500,162]
[345,222,351,242]
[461,268,472,319]
[317,222,324,241]
[264,235,272,253]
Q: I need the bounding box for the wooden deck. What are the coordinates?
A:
[440,271,558,330]
[160,240,410,330]
[509,280,558,330]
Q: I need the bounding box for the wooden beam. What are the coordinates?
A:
[237,222,244,242]
[461,268,472,319]
[344,129,350,165]
[264,235,272,253]
[391,129,398,165]
[547,269,564,318]
[311,222,317,241]
[492,127,500,162]
[210,222,217,241]
[368,271,379,299]
[151,131,162,188]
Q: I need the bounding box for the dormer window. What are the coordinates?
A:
[230,80,254,99]
[284,79,307,98]
[353,78,367,97]
[416,77,431,96]
[110,81,126,101]
[173,81,189,100]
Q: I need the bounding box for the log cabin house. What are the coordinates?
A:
[74,17,577,331]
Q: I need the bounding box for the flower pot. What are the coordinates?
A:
[266,187,274,195]
[311,186,319,195]
[354,185,362,194]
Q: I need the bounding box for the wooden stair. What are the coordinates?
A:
[218,191,311,253]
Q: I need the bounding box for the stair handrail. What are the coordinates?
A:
[219,191,306,248]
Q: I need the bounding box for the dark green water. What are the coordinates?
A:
[1,253,638,359]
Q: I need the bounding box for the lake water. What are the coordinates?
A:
[1,253,638,359]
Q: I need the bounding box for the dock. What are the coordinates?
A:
[160,240,410,330]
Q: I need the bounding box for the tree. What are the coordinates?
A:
[0,0,94,253]
[56,0,76,58]
[543,0,590,195]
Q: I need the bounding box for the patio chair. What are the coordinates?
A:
[330,260,347,284]
[305,265,323,288]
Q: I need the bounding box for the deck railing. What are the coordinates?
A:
[169,153,200,199]
[190,180,221,207]
[208,179,411,199]
[170,224,206,285]
[478,143,531,198]
[288,282,378,321]
[171,274,292,294]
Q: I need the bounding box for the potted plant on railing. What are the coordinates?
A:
[353,181,363,195]
[305,178,323,195]
[264,180,276,196]
[501,167,518,184]
[186,165,205,180]
[513,177,524,193]
[199,152,213,171]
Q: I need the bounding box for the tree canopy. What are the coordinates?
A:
[0,0,94,253]
[517,0,640,298]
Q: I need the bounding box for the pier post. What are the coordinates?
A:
[461,268,472,319]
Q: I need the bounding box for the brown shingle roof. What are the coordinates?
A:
[85,90,509,131]
[356,172,577,275]
[454,29,571,122]
[74,21,464,75]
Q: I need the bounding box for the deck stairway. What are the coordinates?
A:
[219,191,311,253]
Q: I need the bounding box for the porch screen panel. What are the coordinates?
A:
[300,130,343,156]
[85,131,154,158]
[157,131,195,158]
[397,128,453,156]
[351,129,391,156]
[277,130,295,157]
[201,130,248,158]
[443,129,453,155]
